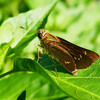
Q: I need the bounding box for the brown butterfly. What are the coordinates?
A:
[37,29,99,75]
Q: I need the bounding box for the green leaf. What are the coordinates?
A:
[0,38,14,70]
[25,0,53,9]
[0,0,58,56]
[0,72,70,100]
[10,57,100,100]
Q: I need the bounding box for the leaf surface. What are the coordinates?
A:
[11,57,100,100]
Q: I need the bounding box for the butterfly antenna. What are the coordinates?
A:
[20,26,37,33]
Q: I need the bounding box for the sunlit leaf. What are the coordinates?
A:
[0,72,70,100]
[0,38,14,70]
[10,57,100,100]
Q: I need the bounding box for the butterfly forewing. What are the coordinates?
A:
[57,37,99,69]
[43,41,77,75]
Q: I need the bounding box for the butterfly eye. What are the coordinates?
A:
[38,33,43,39]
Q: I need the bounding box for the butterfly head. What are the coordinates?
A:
[37,29,49,40]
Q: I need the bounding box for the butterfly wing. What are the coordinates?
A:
[57,37,99,69]
[44,41,77,75]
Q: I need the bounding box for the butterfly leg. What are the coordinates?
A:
[37,47,46,63]
[37,48,45,62]
[49,54,58,77]
[35,44,41,63]
[46,45,58,77]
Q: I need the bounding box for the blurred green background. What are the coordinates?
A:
[1,0,100,52]
[0,0,100,100]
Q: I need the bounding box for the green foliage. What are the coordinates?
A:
[0,38,14,70]
[13,57,100,100]
[0,0,100,100]
[0,72,69,100]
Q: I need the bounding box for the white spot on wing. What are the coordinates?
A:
[74,57,77,60]
[80,55,82,58]
[85,51,87,55]
[78,58,80,60]
[65,61,71,64]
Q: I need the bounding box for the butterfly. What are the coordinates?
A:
[37,29,99,75]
